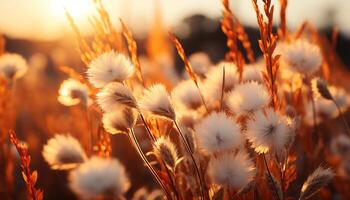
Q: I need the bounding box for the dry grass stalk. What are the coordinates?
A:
[168,32,209,112]
[252,0,280,109]
[265,172,283,200]
[299,167,334,200]
[278,0,288,38]
[119,19,145,87]
[9,130,43,200]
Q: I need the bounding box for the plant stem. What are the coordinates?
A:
[263,154,281,200]
[129,128,170,199]
[173,121,205,200]
[334,100,350,136]
[220,66,226,111]
[138,112,156,142]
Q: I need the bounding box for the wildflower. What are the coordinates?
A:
[282,40,322,76]
[204,63,238,103]
[207,151,255,190]
[300,167,334,200]
[97,82,137,112]
[154,136,180,170]
[87,51,134,88]
[186,52,212,78]
[69,156,130,199]
[242,64,263,83]
[0,53,27,80]
[171,80,202,110]
[195,112,243,153]
[138,84,175,120]
[58,79,90,106]
[227,81,270,115]
[246,108,291,154]
[42,134,87,170]
[102,107,137,134]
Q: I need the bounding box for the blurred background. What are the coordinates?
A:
[1,0,350,199]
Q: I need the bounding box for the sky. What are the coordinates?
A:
[0,0,349,41]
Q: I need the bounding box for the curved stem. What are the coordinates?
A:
[139,112,156,142]
[129,128,170,199]
[173,120,205,199]
[263,154,281,200]
[334,100,350,136]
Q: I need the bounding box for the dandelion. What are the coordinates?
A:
[171,80,203,110]
[58,79,90,106]
[246,108,291,154]
[154,136,180,170]
[87,51,135,88]
[69,156,130,199]
[204,63,238,103]
[299,167,334,200]
[42,134,87,170]
[96,82,137,112]
[207,151,256,190]
[195,112,243,153]
[282,40,322,76]
[102,107,137,134]
[227,81,270,115]
[138,84,175,120]
[0,53,27,80]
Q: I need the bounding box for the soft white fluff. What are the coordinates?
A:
[186,52,212,77]
[69,156,130,199]
[138,84,175,120]
[58,79,90,106]
[207,151,255,189]
[102,108,137,134]
[246,108,291,154]
[42,134,87,170]
[242,64,263,83]
[97,82,137,112]
[87,51,134,88]
[204,62,238,103]
[282,40,322,76]
[171,80,202,110]
[154,136,179,169]
[0,53,27,80]
[227,81,270,115]
[195,112,243,153]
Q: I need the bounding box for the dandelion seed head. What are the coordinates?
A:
[171,80,202,110]
[58,79,90,107]
[246,108,290,154]
[186,52,212,78]
[227,81,270,115]
[102,107,137,134]
[154,136,179,169]
[0,53,27,80]
[87,51,134,88]
[195,112,243,153]
[42,134,87,170]
[69,156,130,199]
[207,151,256,190]
[97,82,137,112]
[138,84,175,120]
[283,40,322,76]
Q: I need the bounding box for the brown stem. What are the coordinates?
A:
[263,154,281,200]
[173,120,206,199]
[333,100,350,136]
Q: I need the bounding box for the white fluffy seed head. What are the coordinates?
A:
[227,81,270,115]
[204,63,238,103]
[102,107,137,134]
[171,80,202,110]
[42,134,87,170]
[0,53,27,80]
[207,151,256,190]
[187,52,212,77]
[154,136,179,169]
[282,40,322,76]
[58,79,90,107]
[195,112,243,154]
[97,82,137,112]
[138,84,175,120]
[246,108,291,154]
[69,156,130,199]
[242,64,263,83]
[87,51,134,88]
